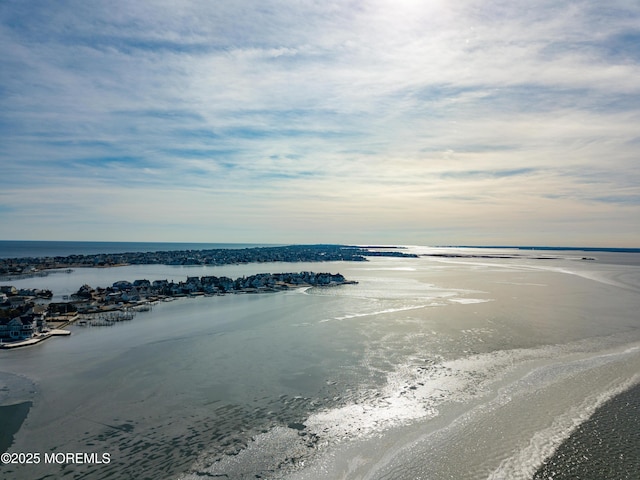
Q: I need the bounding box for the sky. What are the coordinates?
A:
[1,0,639,247]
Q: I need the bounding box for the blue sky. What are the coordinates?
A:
[1,0,639,246]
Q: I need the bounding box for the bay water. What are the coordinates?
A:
[1,246,639,479]
[0,241,275,259]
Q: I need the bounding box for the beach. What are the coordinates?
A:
[533,382,640,480]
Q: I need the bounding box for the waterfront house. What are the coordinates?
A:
[0,315,38,341]
[132,280,152,297]
[7,296,27,307]
[201,276,219,286]
[218,277,234,292]
[106,292,123,303]
[112,280,133,291]
[0,286,17,295]
[121,287,141,302]
[0,318,9,339]
[180,280,200,294]
[73,300,96,313]
[186,277,202,291]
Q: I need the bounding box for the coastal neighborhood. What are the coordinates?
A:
[0,244,416,279]
[0,271,355,348]
[0,286,52,343]
[0,244,402,348]
[63,271,354,311]
[0,244,412,348]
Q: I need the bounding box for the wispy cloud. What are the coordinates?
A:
[1,0,639,245]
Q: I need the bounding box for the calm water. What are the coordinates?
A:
[1,246,640,479]
[0,241,277,259]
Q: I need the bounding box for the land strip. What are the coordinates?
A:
[1,271,357,348]
[0,244,416,279]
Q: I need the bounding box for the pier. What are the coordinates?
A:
[0,329,71,349]
[77,310,136,327]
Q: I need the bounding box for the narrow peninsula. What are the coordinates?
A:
[0,244,417,349]
[1,271,356,348]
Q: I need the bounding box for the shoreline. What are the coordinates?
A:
[0,329,71,350]
[1,272,357,349]
[0,401,32,453]
[0,244,418,279]
[533,380,640,479]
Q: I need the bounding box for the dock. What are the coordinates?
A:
[0,329,71,349]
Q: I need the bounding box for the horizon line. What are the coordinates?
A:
[0,240,638,252]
